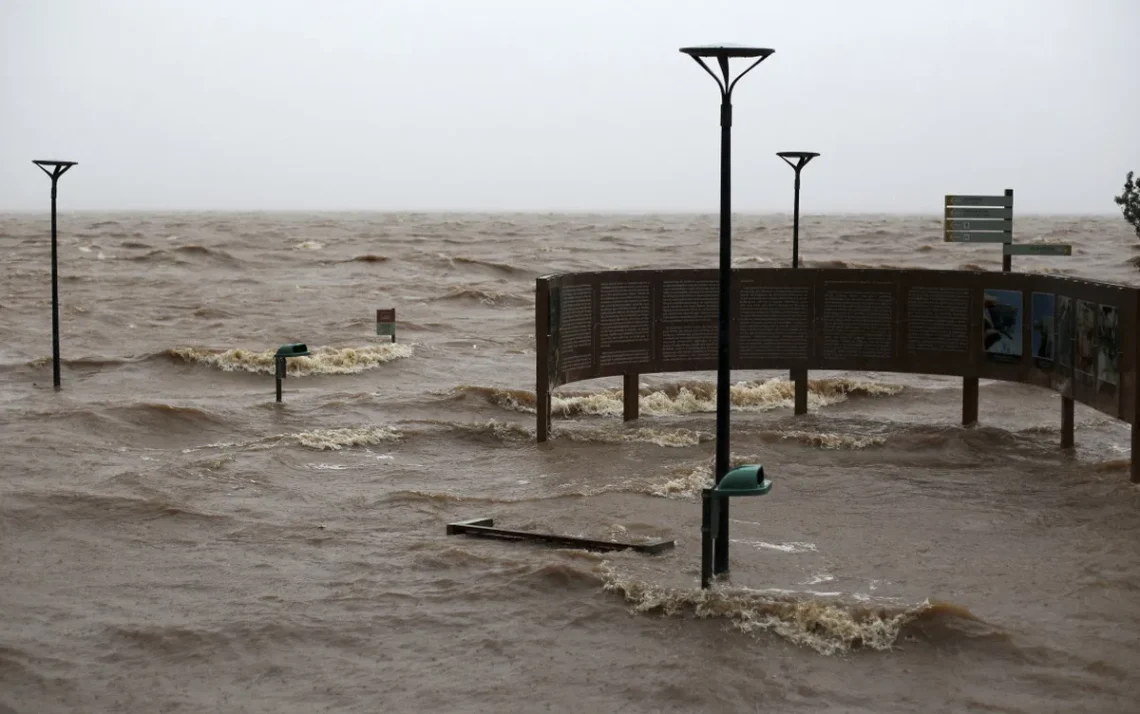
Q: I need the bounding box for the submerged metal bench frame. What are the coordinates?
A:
[446,518,674,555]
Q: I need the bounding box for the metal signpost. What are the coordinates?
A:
[944,189,1015,270]
[376,308,396,343]
[32,159,78,390]
[700,465,772,589]
[274,343,310,403]
[943,188,1072,430]
[1004,243,1072,257]
[679,43,775,580]
[777,151,819,415]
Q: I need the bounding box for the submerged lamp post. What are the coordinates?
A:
[274,343,310,402]
[32,159,78,390]
[680,43,775,577]
[776,151,819,416]
[701,465,772,589]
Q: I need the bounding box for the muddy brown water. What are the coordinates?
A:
[2,212,1139,713]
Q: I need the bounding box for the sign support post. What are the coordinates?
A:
[943,188,1073,443]
[376,309,396,342]
[943,189,1015,426]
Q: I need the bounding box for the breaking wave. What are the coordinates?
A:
[403,419,535,443]
[601,565,1002,656]
[168,344,413,375]
[289,425,404,450]
[448,378,903,418]
[554,425,713,448]
[767,429,886,450]
[648,452,764,498]
[449,255,526,275]
[432,286,530,306]
[126,245,243,267]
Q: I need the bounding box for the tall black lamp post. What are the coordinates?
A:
[776,151,819,269]
[679,44,774,577]
[32,159,78,390]
[777,151,818,416]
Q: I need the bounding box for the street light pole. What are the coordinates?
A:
[776,151,819,416]
[680,44,774,578]
[32,160,78,390]
[776,152,819,269]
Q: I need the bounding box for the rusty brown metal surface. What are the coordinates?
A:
[537,268,1140,460]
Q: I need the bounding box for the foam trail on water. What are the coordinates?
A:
[775,430,886,450]
[556,426,713,448]
[290,426,404,450]
[449,378,903,418]
[169,344,413,375]
[647,435,880,498]
[600,564,992,656]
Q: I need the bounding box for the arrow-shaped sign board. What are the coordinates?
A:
[1003,244,1072,256]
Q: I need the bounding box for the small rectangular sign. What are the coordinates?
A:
[945,194,1014,208]
[945,218,1011,232]
[376,308,396,337]
[1003,244,1072,256]
[944,231,1012,243]
[944,207,1013,219]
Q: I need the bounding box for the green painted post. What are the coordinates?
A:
[701,465,772,588]
[274,343,310,403]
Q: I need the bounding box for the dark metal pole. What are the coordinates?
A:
[714,89,732,575]
[777,153,818,417]
[1002,188,1014,273]
[777,153,819,269]
[33,160,76,390]
[792,168,801,268]
[701,490,715,589]
[275,356,285,403]
[680,44,774,582]
[50,176,61,389]
[790,168,802,413]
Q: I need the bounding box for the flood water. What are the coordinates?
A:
[2,211,1139,713]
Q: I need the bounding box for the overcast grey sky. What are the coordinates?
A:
[2,0,1137,213]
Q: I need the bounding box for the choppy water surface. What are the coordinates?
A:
[2,212,1139,713]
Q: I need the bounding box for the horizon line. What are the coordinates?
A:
[0,207,1125,218]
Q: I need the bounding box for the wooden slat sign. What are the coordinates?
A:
[1003,244,1072,256]
[376,308,396,341]
[945,207,1013,219]
[945,194,1014,207]
[946,219,1011,232]
[944,191,1013,243]
[946,232,1011,243]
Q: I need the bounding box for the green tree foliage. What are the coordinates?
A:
[1115,171,1140,240]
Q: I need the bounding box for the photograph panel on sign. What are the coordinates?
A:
[1076,300,1098,384]
[1097,304,1120,394]
[1031,292,1056,368]
[983,288,1023,363]
[1057,296,1075,369]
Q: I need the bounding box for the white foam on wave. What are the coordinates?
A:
[550,378,903,418]
[170,344,414,375]
[290,426,404,450]
[738,540,819,554]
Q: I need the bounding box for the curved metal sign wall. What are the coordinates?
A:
[534,268,1138,482]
